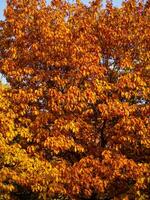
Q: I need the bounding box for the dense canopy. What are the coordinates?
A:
[0,0,150,199]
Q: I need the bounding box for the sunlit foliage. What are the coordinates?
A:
[0,0,150,199]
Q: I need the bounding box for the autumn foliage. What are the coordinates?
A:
[0,0,150,199]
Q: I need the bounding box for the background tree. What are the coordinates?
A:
[0,0,150,199]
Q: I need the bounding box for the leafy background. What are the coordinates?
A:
[0,0,122,85]
[0,0,123,20]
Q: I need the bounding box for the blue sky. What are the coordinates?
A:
[0,0,6,20]
[0,0,123,20]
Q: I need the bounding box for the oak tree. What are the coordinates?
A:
[0,0,150,199]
